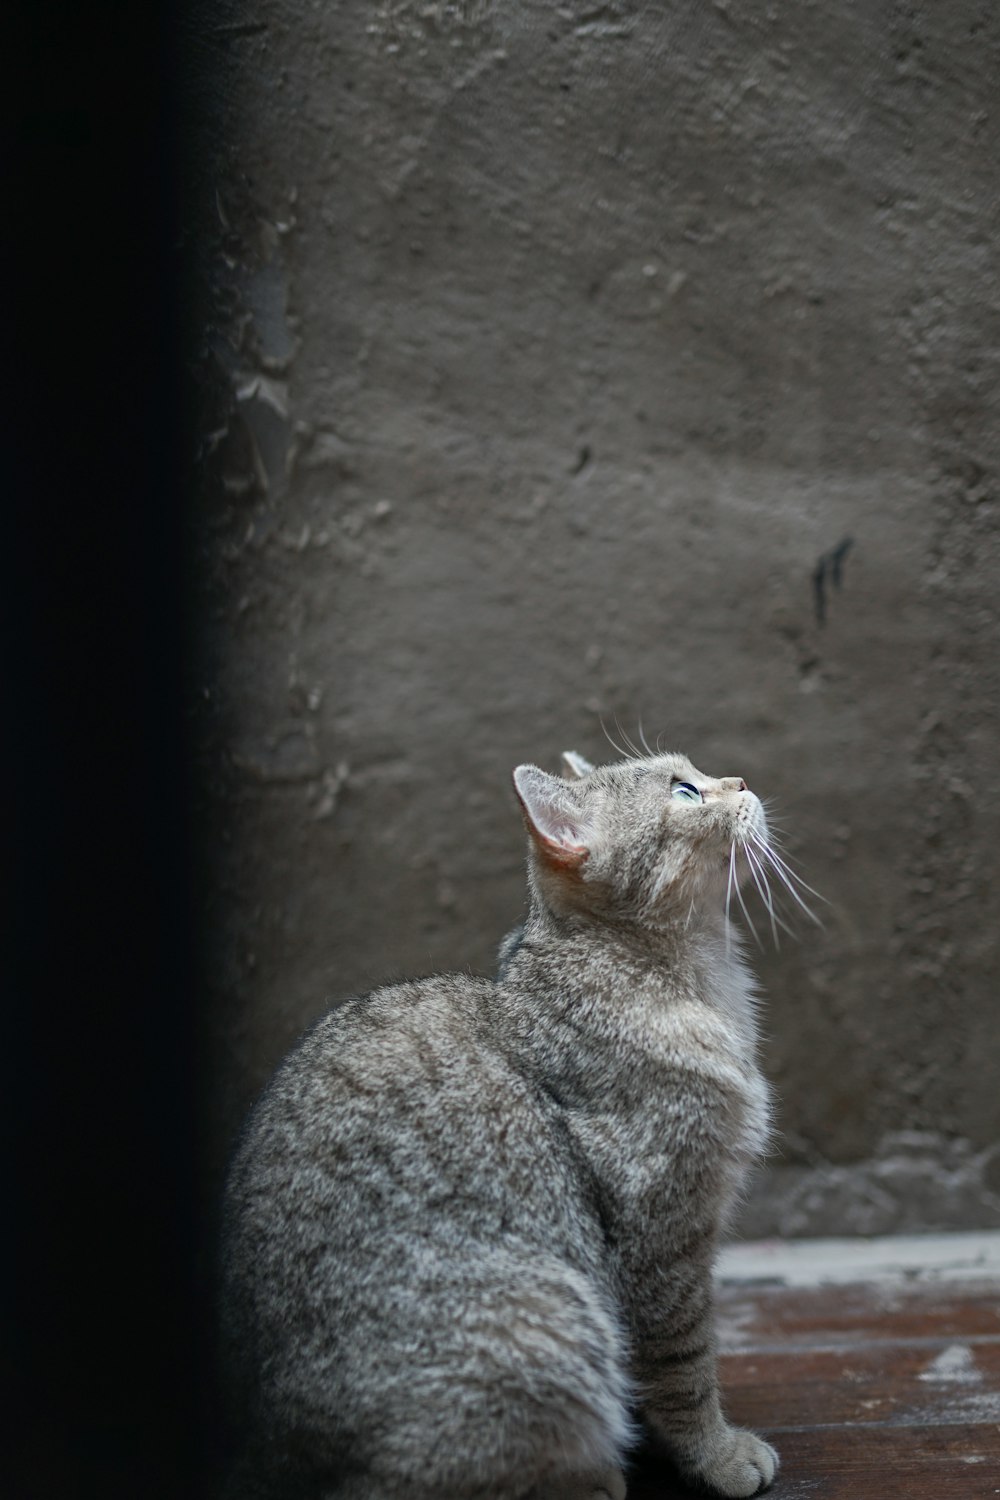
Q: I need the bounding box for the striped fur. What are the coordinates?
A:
[220,751,779,1498]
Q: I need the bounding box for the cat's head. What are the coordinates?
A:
[513,750,768,931]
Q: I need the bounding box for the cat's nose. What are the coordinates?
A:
[722,777,748,792]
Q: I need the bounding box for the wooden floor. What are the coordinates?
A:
[627,1233,1000,1499]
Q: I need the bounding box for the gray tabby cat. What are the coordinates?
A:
[221,748,788,1499]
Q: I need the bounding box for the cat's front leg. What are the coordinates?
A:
[637,1281,778,1498]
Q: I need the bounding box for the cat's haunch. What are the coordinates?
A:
[220,750,791,1499]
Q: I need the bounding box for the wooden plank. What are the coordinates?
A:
[717,1278,1000,1351]
[749,1424,1000,1498]
[625,1424,1000,1498]
[620,1256,1000,1495]
[720,1338,1000,1430]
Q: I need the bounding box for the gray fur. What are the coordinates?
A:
[221,751,781,1498]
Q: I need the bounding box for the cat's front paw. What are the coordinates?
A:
[683,1427,778,1498]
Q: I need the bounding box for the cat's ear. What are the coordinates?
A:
[560,750,595,781]
[513,765,590,868]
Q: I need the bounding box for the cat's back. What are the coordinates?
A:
[222,971,591,1321]
[237,972,496,1149]
[226,972,530,1226]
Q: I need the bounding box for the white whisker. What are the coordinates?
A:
[614,715,643,759]
[743,842,779,947]
[600,718,632,761]
[732,849,764,949]
[743,842,796,945]
[757,823,798,860]
[726,842,736,956]
[750,835,824,927]
[760,812,788,835]
[753,834,827,907]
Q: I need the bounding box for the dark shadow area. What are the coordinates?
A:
[4,3,211,1494]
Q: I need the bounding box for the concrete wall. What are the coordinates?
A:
[190,0,1000,1234]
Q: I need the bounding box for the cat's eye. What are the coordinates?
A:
[671,781,703,804]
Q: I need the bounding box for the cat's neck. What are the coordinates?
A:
[519,898,737,972]
[501,900,762,1054]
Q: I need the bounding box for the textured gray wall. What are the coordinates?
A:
[191,0,1000,1235]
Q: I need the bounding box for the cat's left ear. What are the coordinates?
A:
[560,750,595,780]
[513,765,590,868]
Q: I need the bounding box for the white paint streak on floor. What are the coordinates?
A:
[918,1343,981,1384]
[718,1230,1000,1286]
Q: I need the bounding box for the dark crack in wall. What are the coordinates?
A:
[186,0,1000,1236]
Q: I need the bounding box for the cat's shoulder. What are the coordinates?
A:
[271,971,494,1079]
[236,972,499,1150]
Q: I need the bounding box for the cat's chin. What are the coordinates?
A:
[737,795,768,844]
